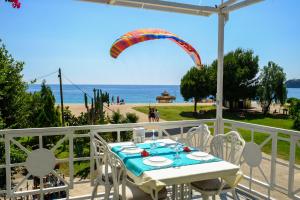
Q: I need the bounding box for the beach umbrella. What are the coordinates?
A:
[110,28,202,68]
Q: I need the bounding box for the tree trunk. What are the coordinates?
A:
[229,100,234,111]
[263,101,272,115]
[194,98,197,113]
[263,97,274,115]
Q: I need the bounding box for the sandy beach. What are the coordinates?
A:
[64,102,208,122]
[64,101,287,123]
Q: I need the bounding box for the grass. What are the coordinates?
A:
[133,105,300,164]
[134,105,294,129]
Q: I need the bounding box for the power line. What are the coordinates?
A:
[28,70,58,83]
[61,72,116,113]
[61,72,92,98]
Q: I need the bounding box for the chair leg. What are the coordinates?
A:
[91,182,99,200]
[232,189,238,200]
[102,183,111,200]
[202,194,209,200]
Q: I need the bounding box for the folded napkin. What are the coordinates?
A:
[183,146,191,152]
[141,149,150,157]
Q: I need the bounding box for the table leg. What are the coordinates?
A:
[180,184,184,199]
[172,185,176,200]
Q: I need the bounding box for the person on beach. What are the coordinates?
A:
[111,96,114,104]
[117,96,120,104]
[150,108,155,122]
[154,109,160,122]
[148,107,152,122]
[148,107,155,122]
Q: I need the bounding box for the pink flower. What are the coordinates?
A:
[8,0,21,9]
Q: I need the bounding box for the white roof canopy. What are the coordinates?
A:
[80,0,263,16]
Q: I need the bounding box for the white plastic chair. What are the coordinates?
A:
[107,149,168,200]
[191,131,245,200]
[132,127,146,143]
[90,132,113,200]
[185,124,211,151]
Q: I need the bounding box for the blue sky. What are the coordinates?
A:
[0,0,299,85]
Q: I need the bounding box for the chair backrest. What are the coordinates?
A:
[107,149,127,200]
[90,132,110,184]
[186,124,211,151]
[210,131,245,165]
[132,127,145,143]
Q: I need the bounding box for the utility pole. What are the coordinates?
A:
[58,68,65,126]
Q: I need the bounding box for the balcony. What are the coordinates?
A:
[0,119,299,200]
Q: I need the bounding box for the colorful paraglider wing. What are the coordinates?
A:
[110,29,202,67]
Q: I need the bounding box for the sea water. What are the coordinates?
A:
[28,84,184,104]
[28,85,300,104]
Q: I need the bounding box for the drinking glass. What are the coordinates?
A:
[150,129,157,154]
[173,137,181,159]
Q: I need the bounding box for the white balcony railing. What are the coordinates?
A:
[0,119,299,200]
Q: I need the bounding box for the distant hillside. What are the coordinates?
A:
[286,79,300,88]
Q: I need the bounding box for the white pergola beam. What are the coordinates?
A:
[222,0,264,13]
[219,0,238,8]
[80,0,218,16]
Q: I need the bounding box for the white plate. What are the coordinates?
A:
[143,158,173,167]
[122,148,143,154]
[191,152,209,157]
[186,154,214,161]
[148,156,167,162]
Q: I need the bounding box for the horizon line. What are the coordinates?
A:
[29,83,181,86]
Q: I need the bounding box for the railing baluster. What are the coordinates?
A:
[117,131,121,142]
[90,131,95,186]
[5,134,11,197]
[288,135,296,198]
[270,131,277,188]
[40,177,44,200]
[180,126,184,139]
[69,132,74,189]
[39,135,43,149]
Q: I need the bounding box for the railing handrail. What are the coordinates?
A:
[1,118,299,137]
[0,119,215,134]
[223,119,300,137]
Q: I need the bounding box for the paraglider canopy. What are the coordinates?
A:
[110,28,202,68]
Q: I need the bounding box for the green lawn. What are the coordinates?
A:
[133,105,300,163]
[134,105,294,129]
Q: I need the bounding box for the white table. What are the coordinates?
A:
[108,139,240,199]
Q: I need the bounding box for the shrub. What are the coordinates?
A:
[288,98,300,130]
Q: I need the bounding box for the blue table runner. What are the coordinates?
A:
[111,143,222,176]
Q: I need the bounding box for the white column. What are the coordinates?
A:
[216,12,225,135]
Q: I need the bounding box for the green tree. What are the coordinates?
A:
[257,61,287,114]
[211,48,259,110]
[28,81,61,127]
[180,66,212,113]
[0,40,29,128]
